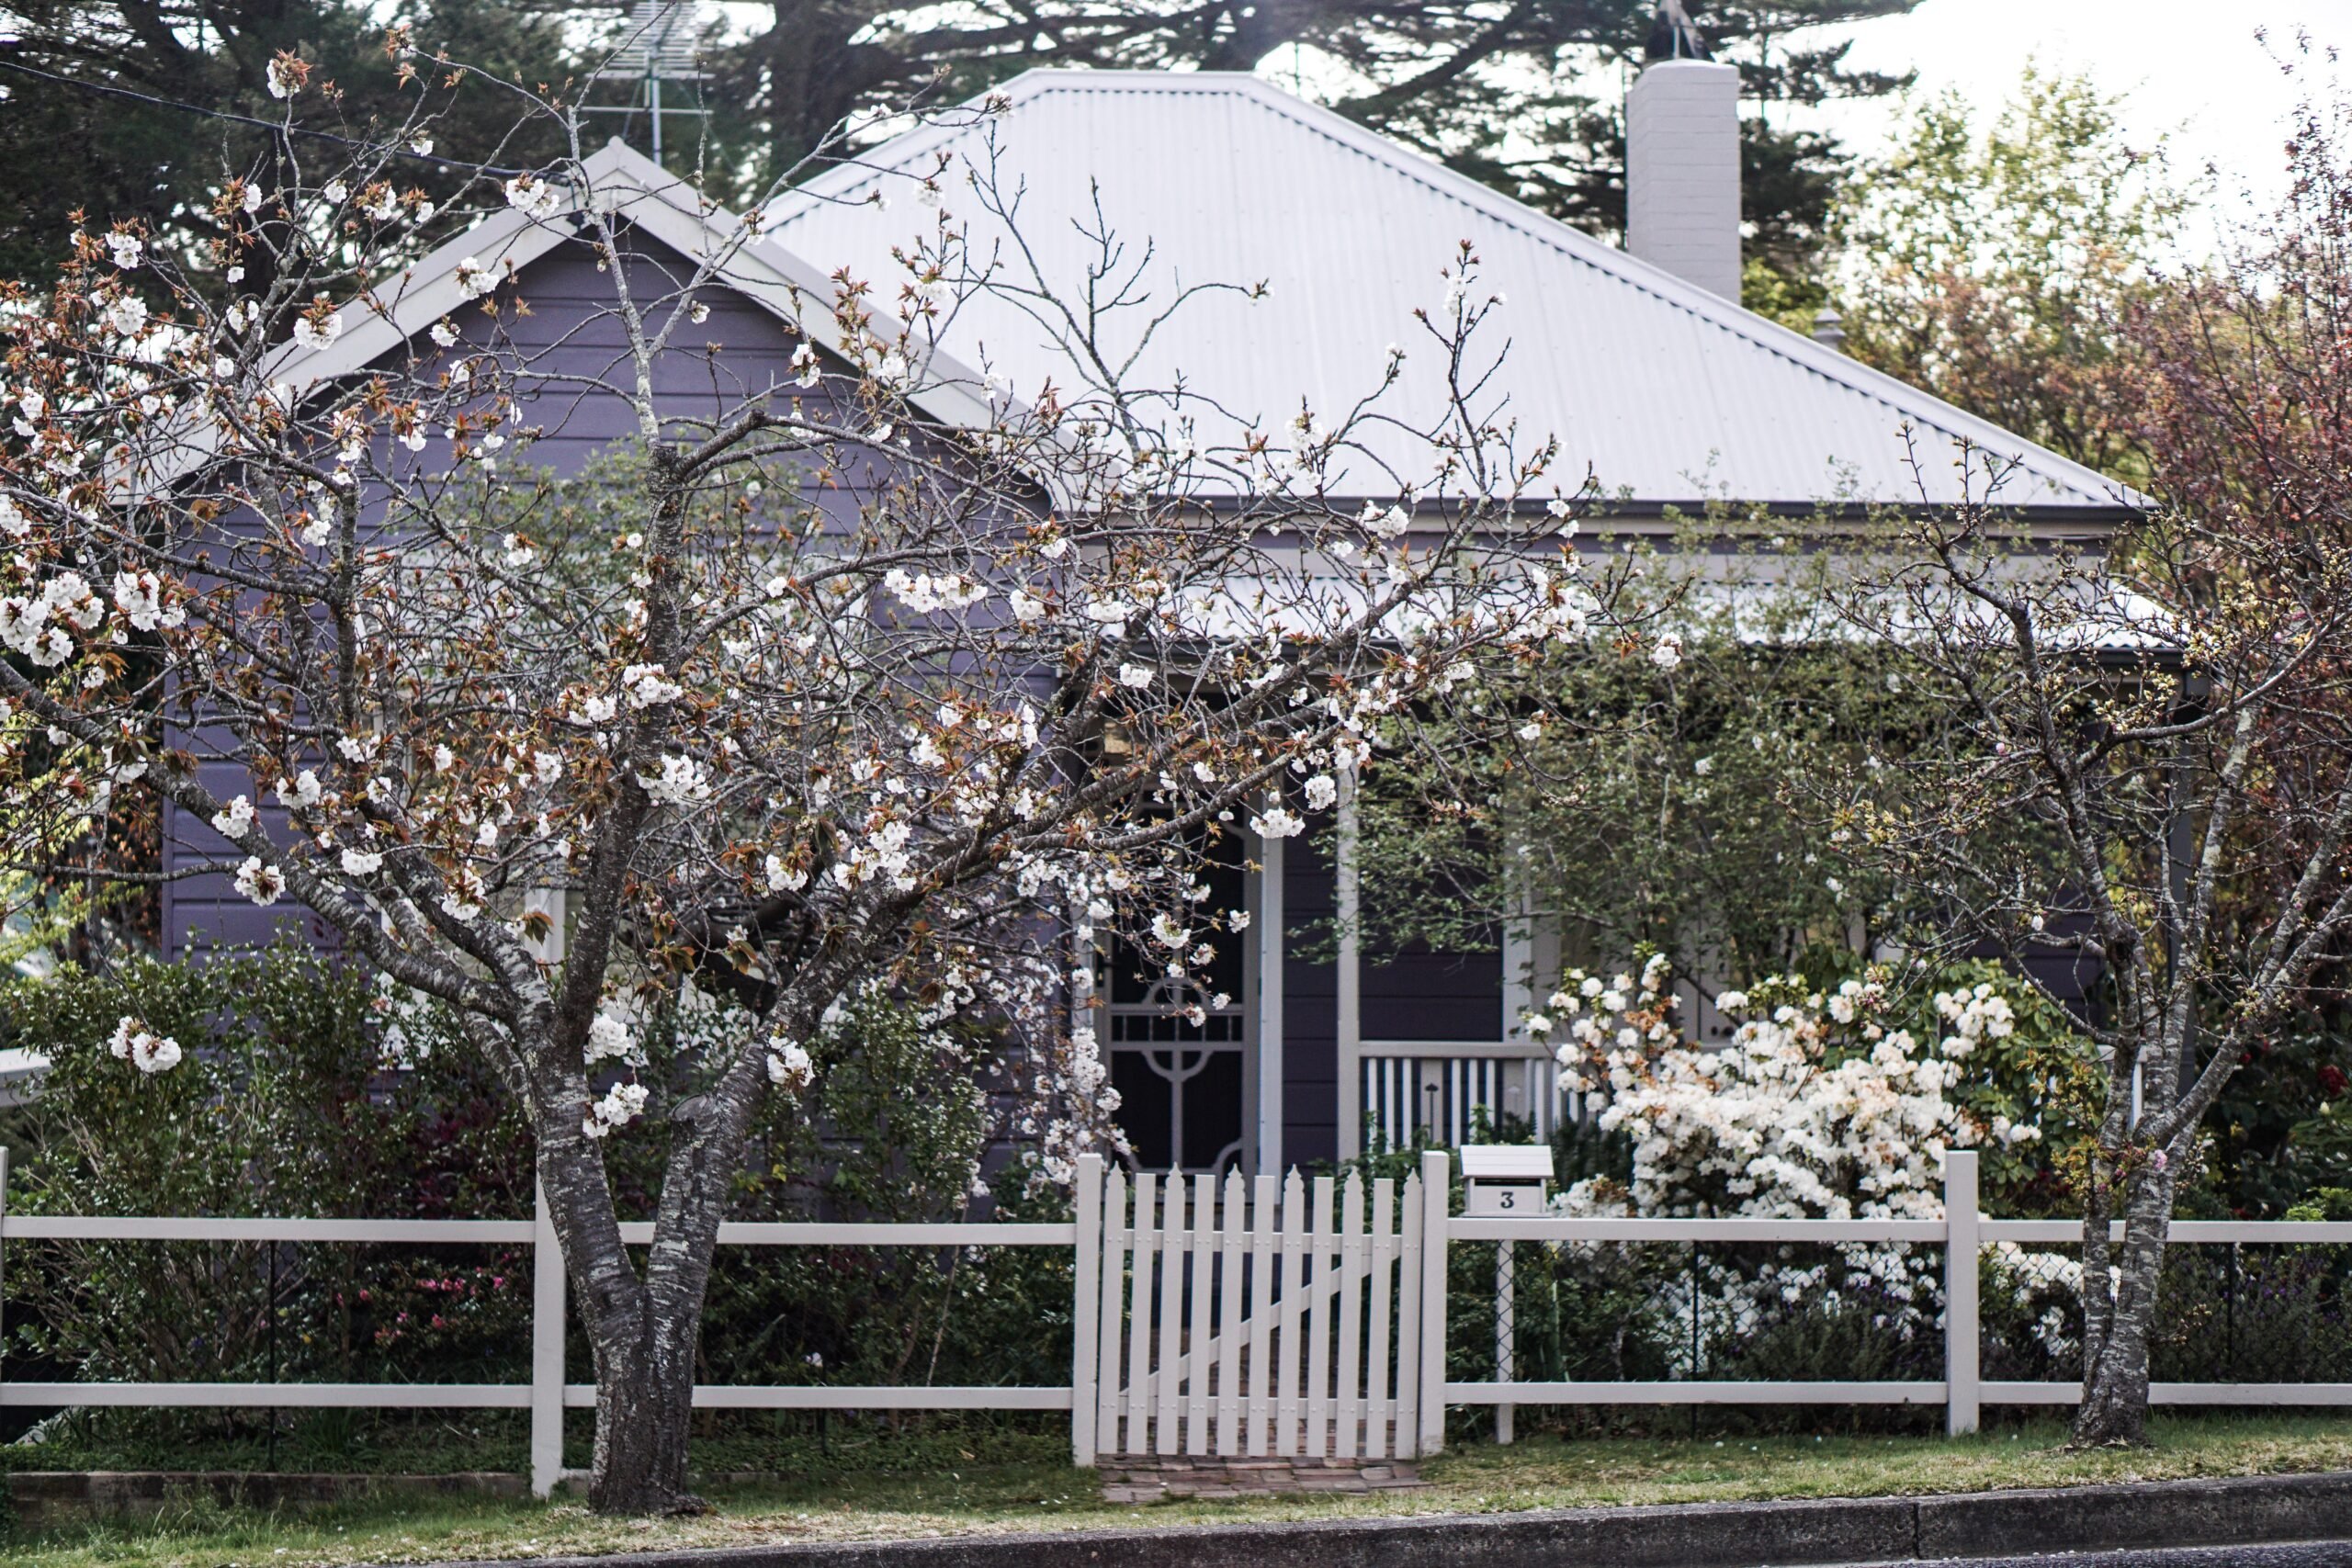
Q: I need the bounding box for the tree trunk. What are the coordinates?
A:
[586,1314,704,1514]
[2072,1162,2176,1447]
[532,1030,777,1513]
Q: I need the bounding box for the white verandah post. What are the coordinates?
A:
[1336,773,1363,1159]
[1257,824,1285,1179]
[1415,1147,1450,1456]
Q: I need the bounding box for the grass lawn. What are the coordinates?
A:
[9,1415,2352,1567]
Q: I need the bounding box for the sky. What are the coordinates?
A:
[1796,0,2352,220]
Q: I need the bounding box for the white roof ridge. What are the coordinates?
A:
[778,67,2142,515]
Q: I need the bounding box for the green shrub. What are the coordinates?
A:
[0,952,1071,1450]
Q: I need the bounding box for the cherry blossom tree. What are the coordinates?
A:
[1825,438,2352,1446]
[0,38,1630,1509]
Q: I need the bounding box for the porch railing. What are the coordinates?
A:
[1359,1041,1559,1147]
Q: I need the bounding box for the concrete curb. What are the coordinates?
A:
[412,1469,2352,1568]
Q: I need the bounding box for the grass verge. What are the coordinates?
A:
[9,1414,2352,1567]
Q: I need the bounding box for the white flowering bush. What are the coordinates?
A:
[1535,958,2088,1378]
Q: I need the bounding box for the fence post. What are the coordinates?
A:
[1416,1148,1451,1457]
[1944,1148,1980,1438]
[1070,1153,1104,1467]
[1494,1237,1515,1444]
[531,1179,566,1498]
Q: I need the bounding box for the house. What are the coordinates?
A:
[158,53,2132,1178]
[757,64,2134,1175]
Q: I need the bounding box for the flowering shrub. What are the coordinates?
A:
[1550,964,1959,1221]
[1531,958,2090,1373]
[1545,960,2087,1222]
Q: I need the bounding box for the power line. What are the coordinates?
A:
[0,56,527,177]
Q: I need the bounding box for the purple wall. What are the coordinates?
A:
[162,231,867,959]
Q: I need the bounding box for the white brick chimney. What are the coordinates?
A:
[1624,57,1742,300]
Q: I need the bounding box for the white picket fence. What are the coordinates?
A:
[10,1146,2352,1495]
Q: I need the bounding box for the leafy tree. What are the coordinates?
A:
[2120,46,2352,1222]
[0,0,573,283]
[1826,454,2352,1446]
[1351,536,1933,998]
[1829,65,2187,481]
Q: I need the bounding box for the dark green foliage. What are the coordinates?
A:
[0,947,534,1410]
[0,0,574,284]
[2204,1021,2352,1217]
[0,952,1070,1453]
[697,0,1919,287]
[0,0,1930,309]
[1356,609,1944,989]
[693,999,1076,1395]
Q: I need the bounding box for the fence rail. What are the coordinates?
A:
[0,1147,1088,1497]
[11,1146,2352,1493]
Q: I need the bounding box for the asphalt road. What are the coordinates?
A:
[1886,1544,2352,1568]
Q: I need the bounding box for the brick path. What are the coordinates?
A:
[1098,1454,1430,1503]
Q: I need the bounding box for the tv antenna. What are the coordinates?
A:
[585,1,715,162]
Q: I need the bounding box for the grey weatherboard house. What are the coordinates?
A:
[154,63,2134,1179]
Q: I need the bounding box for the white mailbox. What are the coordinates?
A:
[1460,1144,1554,1216]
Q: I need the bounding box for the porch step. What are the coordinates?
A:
[1099,1452,1430,1504]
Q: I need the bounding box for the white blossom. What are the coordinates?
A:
[1250,806,1306,840]
[107,1015,184,1074]
[582,1079,650,1138]
[638,753,712,806]
[233,855,285,906]
[111,570,183,631]
[622,663,683,707]
[584,1012,635,1063]
[209,795,255,839]
[766,1039,815,1090]
[503,175,564,220]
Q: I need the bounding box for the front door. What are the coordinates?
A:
[1103,829,1251,1173]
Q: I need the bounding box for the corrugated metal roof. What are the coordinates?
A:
[764,70,2136,519]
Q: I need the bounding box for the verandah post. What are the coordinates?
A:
[530,1178,566,1498]
[1070,1153,1105,1466]
[1945,1148,1981,1438]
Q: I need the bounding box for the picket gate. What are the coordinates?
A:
[1072,1150,1450,1463]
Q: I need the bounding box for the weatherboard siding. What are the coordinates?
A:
[160,231,877,961]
